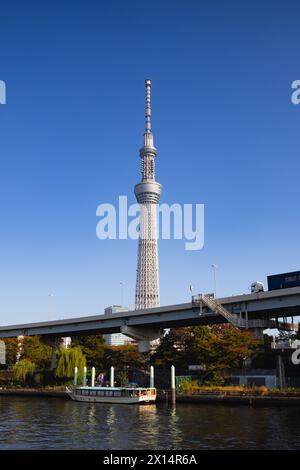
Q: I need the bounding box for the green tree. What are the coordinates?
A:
[13,359,37,384]
[188,325,258,384]
[72,335,105,369]
[152,325,259,385]
[211,325,258,369]
[19,336,52,369]
[2,338,19,365]
[113,344,146,369]
[252,334,276,368]
[72,335,146,372]
[151,328,193,367]
[55,346,86,383]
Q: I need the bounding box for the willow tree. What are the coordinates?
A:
[13,359,37,384]
[55,347,86,383]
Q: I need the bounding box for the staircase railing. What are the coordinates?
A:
[192,294,275,329]
[199,294,245,327]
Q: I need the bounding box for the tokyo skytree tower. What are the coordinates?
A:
[134,80,162,310]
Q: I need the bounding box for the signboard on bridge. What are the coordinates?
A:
[0,340,6,365]
[188,364,206,371]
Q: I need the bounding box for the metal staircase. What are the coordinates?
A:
[192,294,274,329]
[197,294,246,327]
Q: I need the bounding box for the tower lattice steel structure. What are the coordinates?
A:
[134,80,162,310]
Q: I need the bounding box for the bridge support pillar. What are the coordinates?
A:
[276,354,286,389]
[120,326,164,352]
[41,337,64,370]
[249,328,265,341]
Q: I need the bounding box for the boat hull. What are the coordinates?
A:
[66,386,156,404]
[67,394,155,404]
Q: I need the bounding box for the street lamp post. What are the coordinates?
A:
[120,281,126,306]
[189,284,194,301]
[48,292,54,319]
[211,265,217,298]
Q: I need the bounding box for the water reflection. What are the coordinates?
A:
[0,396,300,449]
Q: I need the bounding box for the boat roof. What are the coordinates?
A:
[75,386,155,391]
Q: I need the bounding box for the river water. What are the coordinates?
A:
[0,396,300,449]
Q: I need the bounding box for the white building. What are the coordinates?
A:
[103,306,134,347]
[61,337,71,348]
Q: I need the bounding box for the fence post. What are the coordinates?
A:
[91,366,95,387]
[74,366,78,386]
[171,365,176,404]
[110,366,114,387]
[150,365,154,388]
[83,366,87,386]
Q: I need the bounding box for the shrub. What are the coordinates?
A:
[116,370,128,387]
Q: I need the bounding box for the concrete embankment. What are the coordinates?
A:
[157,389,300,405]
[176,393,300,406]
[1,388,300,406]
[0,388,67,398]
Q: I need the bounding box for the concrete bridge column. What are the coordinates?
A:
[250,328,265,341]
[120,326,164,352]
[276,354,286,389]
[41,337,64,370]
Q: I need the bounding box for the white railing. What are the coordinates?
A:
[271,339,300,350]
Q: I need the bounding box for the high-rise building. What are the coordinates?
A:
[134,80,162,310]
[103,305,134,346]
[61,337,72,349]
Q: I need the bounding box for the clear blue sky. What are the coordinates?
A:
[0,0,299,325]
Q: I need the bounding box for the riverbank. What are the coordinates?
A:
[0,387,66,398]
[176,393,300,406]
[1,387,300,406]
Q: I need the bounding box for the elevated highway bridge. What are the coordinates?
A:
[0,287,299,352]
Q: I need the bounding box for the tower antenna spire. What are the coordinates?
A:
[145,79,152,133]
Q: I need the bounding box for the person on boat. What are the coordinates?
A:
[96,372,105,386]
